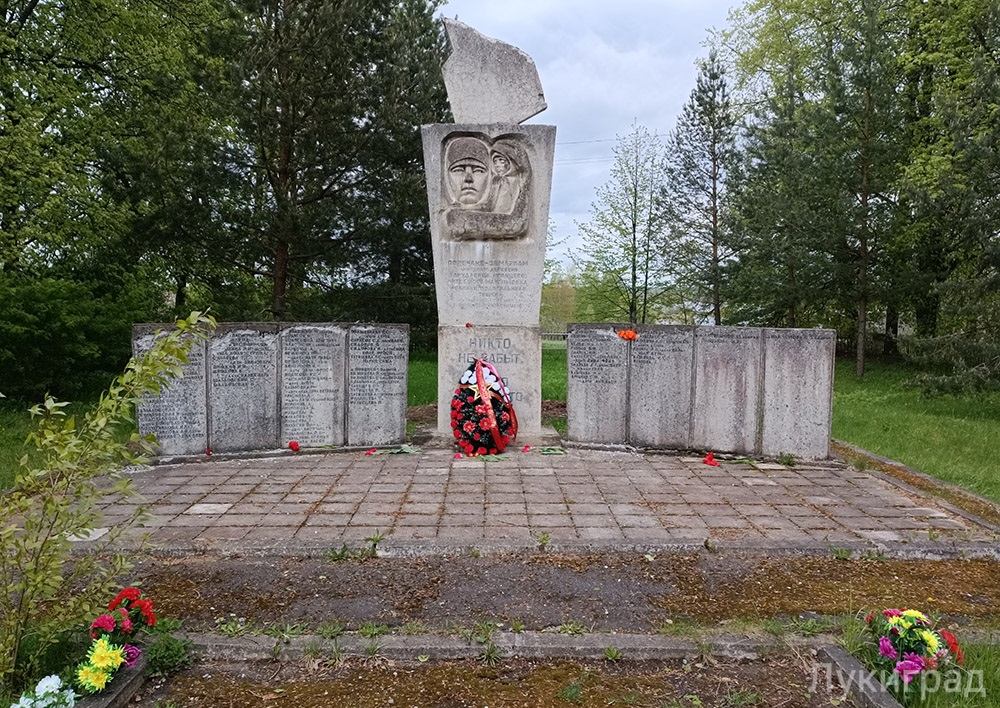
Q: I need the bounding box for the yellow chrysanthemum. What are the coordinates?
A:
[76,663,110,692]
[902,609,929,623]
[88,636,125,671]
[920,630,940,653]
[887,616,912,630]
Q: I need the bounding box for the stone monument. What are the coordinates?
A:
[566,325,836,459]
[133,323,408,455]
[423,19,556,437]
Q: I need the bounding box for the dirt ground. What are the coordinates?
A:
[137,552,1000,632]
[134,655,853,707]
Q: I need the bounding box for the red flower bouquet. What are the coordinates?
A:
[451,360,518,456]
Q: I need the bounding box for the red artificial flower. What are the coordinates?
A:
[109,588,142,611]
[205,449,212,456]
[939,630,964,665]
[132,598,156,626]
[463,421,476,433]
[475,404,489,415]
[477,447,487,455]
[703,452,719,466]
[501,413,510,422]
[90,614,116,639]
[521,445,531,453]
[467,396,475,403]
[490,448,497,454]
[454,388,462,395]
[118,607,133,634]
[454,453,463,459]
[453,429,461,438]
[365,447,377,456]
[452,399,462,409]
[478,418,491,431]
[288,440,300,452]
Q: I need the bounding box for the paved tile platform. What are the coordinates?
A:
[82,447,998,555]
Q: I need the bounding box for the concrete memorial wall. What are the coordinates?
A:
[565,324,629,444]
[565,325,836,459]
[133,326,209,456]
[133,323,408,456]
[347,325,409,447]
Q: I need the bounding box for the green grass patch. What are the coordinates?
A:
[0,402,32,488]
[832,359,1000,505]
[541,348,567,401]
[408,354,437,406]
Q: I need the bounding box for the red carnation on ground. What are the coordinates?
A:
[288,440,300,452]
[703,452,719,466]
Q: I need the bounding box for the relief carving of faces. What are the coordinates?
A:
[444,135,529,214]
[442,133,532,240]
[446,137,491,207]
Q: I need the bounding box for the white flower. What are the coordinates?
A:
[35,677,62,696]
[460,370,475,384]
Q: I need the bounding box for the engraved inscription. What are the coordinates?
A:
[209,329,277,451]
[348,326,408,446]
[135,334,207,454]
[568,336,628,386]
[281,326,345,445]
[445,258,531,309]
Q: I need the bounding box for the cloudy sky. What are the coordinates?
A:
[436,0,739,262]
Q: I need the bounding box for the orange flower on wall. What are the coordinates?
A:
[617,329,637,341]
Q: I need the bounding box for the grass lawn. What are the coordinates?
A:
[0,402,32,488]
[832,358,1000,505]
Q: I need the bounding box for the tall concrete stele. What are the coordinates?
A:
[422,20,556,438]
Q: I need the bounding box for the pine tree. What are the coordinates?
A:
[662,50,738,324]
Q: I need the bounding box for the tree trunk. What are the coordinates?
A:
[884,305,899,357]
[272,239,289,320]
[856,300,867,379]
[175,272,187,314]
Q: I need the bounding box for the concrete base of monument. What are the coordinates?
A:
[413,424,562,451]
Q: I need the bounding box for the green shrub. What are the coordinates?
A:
[144,633,194,677]
[0,311,214,696]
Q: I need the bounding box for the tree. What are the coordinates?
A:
[574,123,670,324]
[724,0,908,377]
[221,0,450,320]
[662,49,739,324]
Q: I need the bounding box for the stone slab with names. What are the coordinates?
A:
[437,325,541,435]
[208,324,279,453]
[280,324,347,448]
[629,325,694,449]
[565,324,630,445]
[760,328,836,459]
[565,324,836,458]
[134,322,409,455]
[690,327,763,455]
[132,325,208,456]
[347,324,409,447]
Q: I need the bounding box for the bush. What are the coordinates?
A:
[144,634,194,677]
[0,311,214,697]
[0,274,164,401]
